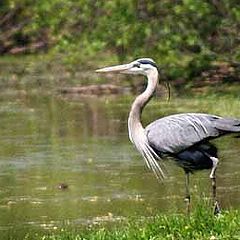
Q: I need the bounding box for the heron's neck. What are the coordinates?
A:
[128,70,158,142]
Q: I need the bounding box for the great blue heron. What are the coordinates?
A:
[96,58,240,214]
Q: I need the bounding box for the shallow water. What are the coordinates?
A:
[0,88,240,238]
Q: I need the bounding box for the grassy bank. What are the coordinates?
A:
[26,205,240,240]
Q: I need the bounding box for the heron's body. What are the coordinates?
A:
[146,113,240,172]
[96,58,240,214]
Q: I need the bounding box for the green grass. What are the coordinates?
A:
[26,204,240,240]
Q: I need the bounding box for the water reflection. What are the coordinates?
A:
[0,90,239,238]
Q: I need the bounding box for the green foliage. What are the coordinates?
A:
[0,0,240,80]
[25,205,240,240]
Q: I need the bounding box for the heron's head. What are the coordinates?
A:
[96,58,159,76]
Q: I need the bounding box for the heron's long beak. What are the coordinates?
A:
[96,63,132,73]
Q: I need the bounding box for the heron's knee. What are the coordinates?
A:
[209,157,219,179]
[184,195,190,202]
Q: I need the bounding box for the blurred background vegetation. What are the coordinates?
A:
[0,0,240,86]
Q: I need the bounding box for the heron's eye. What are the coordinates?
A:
[133,63,141,68]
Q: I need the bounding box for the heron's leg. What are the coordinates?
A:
[184,172,190,215]
[210,157,221,215]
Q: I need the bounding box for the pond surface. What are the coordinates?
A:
[0,87,240,239]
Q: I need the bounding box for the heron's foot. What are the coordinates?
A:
[213,200,221,215]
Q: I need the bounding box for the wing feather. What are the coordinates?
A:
[145,113,240,154]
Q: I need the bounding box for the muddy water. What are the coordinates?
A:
[0,90,240,238]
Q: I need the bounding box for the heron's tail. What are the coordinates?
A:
[214,118,240,133]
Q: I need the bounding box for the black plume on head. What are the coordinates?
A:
[138,59,159,70]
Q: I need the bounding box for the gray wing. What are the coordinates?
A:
[145,113,240,154]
